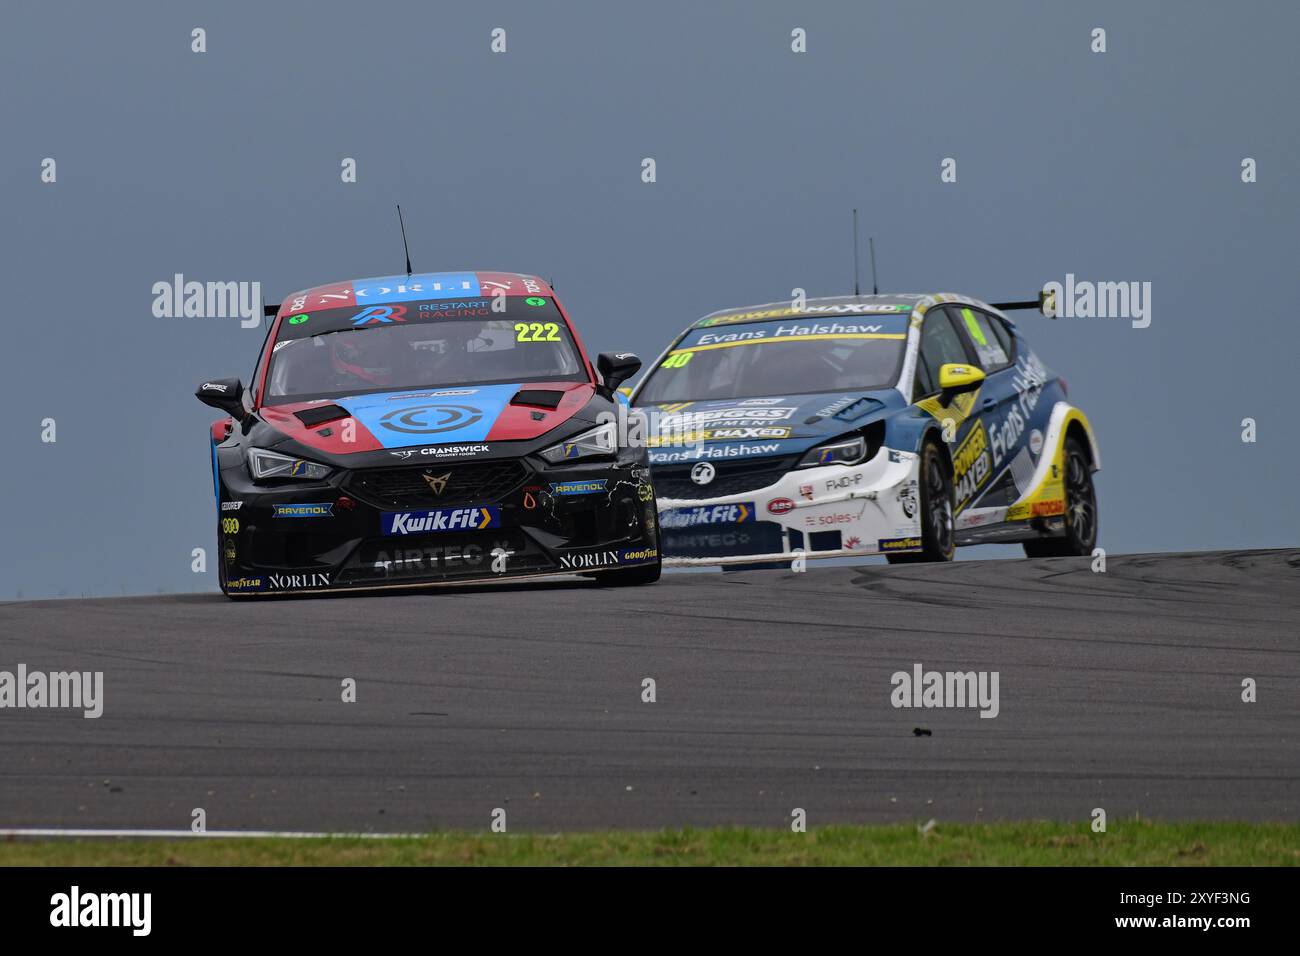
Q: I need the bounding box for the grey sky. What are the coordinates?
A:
[2,1,1296,598]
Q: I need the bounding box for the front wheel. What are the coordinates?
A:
[1023,437,1098,557]
[886,441,955,564]
[596,560,662,586]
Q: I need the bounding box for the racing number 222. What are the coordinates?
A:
[514,322,560,342]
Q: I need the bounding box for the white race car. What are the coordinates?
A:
[630,293,1100,566]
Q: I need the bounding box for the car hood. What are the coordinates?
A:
[638,389,903,463]
[259,382,596,456]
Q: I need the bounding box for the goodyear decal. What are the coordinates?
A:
[381,506,501,536]
[878,536,923,551]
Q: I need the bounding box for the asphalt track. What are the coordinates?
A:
[1,550,1296,833]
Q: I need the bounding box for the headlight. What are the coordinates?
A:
[798,435,867,468]
[247,448,332,481]
[539,422,617,464]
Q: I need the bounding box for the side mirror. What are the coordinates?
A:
[937,363,985,404]
[596,352,641,394]
[195,377,246,419]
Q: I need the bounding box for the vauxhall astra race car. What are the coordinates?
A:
[195,271,659,597]
[630,293,1100,565]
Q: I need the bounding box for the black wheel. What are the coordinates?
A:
[1023,437,1097,557]
[596,560,662,586]
[886,441,955,563]
[217,527,233,598]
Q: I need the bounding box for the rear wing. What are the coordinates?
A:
[989,290,1056,318]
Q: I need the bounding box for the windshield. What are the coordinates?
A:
[634,316,909,404]
[265,296,587,403]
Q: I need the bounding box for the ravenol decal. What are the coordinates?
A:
[272,503,336,518]
[382,506,501,536]
[659,502,755,529]
[549,479,608,496]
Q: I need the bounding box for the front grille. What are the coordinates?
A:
[661,519,785,558]
[334,529,554,585]
[345,460,529,509]
[654,455,798,500]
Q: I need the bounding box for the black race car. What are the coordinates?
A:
[196,271,660,597]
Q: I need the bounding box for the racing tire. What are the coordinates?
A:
[885,441,955,564]
[595,560,663,586]
[1022,437,1098,558]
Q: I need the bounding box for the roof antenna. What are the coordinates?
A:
[852,208,861,296]
[869,236,879,296]
[396,204,413,276]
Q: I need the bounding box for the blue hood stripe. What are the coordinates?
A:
[334,384,521,448]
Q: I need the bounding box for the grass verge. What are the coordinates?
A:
[1,820,1296,866]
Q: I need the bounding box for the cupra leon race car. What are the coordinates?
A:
[195,271,659,597]
[631,293,1100,565]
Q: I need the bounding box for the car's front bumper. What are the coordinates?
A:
[217,456,659,596]
[654,446,922,566]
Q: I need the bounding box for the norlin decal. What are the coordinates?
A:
[890,662,999,718]
[0,664,103,718]
[50,886,151,936]
[559,550,620,569]
[268,573,330,589]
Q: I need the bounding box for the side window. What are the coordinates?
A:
[915,308,971,398]
[956,306,1011,371]
[985,313,1015,362]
